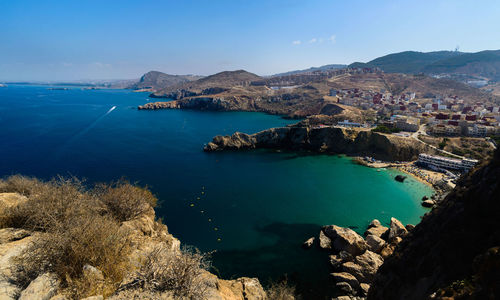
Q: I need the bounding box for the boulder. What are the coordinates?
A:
[422,195,429,201]
[366,235,385,253]
[19,273,60,300]
[340,251,383,283]
[0,281,20,300]
[364,224,389,239]
[83,265,104,281]
[368,219,381,228]
[0,228,31,244]
[422,199,436,208]
[395,175,406,182]
[379,243,396,259]
[388,217,408,241]
[360,283,370,296]
[318,230,332,249]
[341,262,366,283]
[302,237,315,249]
[330,272,360,290]
[354,251,383,278]
[330,251,354,269]
[81,297,103,300]
[335,282,354,296]
[323,225,367,256]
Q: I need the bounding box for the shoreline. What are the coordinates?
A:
[353,156,442,189]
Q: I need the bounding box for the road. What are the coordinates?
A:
[410,124,466,160]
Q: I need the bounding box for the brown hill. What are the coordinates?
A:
[153,70,262,98]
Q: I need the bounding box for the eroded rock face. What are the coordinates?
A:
[205,126,433,161]
[323,225,368,256]
[319,230,332,249]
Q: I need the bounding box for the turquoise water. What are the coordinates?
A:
[0,85,433,296]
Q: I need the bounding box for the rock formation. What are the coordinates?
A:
[317,218,412,299]
[368,149,500,299]
[205,126,434,161]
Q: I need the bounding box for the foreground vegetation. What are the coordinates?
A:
[0,176,210,299]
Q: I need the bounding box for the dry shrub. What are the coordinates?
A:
[95,180,158,222]
[1,176,103,231]
[14,214,131,298]
[0,175,41,196]
[266,278,297,300]
[120,245,211,299]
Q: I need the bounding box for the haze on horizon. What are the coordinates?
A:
[1,0,499,81]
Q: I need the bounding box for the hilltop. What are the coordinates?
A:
[127,71,202,92]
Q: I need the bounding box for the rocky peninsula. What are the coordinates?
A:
[204,125,435,162]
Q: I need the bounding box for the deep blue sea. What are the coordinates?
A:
[0,85,433,296]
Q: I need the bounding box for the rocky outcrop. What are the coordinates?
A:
[205,126,433,161]
[0,192,266,300]
[369,149,500,300]
[317,218,411,299]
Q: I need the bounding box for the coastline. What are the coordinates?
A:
[353,157,442,189]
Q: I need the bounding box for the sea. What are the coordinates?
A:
[0,85,433,297]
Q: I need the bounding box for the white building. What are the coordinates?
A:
[418,154,478,171]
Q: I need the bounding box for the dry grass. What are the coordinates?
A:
[266,278,297,300]
[95,180,157,222]
[0,175,168,299]
[118,245,211,299]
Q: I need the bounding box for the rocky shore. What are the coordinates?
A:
[303,217,412,299]
[204,125,435,161]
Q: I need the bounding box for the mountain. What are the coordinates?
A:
[127,71,202,91]
[423,50,500,81]
[349,50,500,83]
[349,51,463,74]
[273,64,347,77]
[153,70,262,97]
[369,149,500,299]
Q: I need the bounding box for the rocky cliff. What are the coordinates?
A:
[205,126,434,161]
[368,149,500,299]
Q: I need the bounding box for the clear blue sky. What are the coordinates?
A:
[1,0,499,81]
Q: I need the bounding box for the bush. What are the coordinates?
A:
[266,278,297,300]
[119,245,211,299]
[95,180,158,222]
[14,214,130,298]
[0,175,42,196]
[1,176,105,231]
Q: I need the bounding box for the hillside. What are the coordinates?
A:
[349,51,462,74]
[423,50,500,81]
[369,149,500,299]
[127,71,202,92]
[152,70,262,98]
[273,64,347,77]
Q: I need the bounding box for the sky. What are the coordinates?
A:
[1,0,500,81]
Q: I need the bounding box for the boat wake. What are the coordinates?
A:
[55,106,117,157]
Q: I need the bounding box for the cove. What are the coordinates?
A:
[0,85,433,296]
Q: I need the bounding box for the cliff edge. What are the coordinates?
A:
[205,126,434,161]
